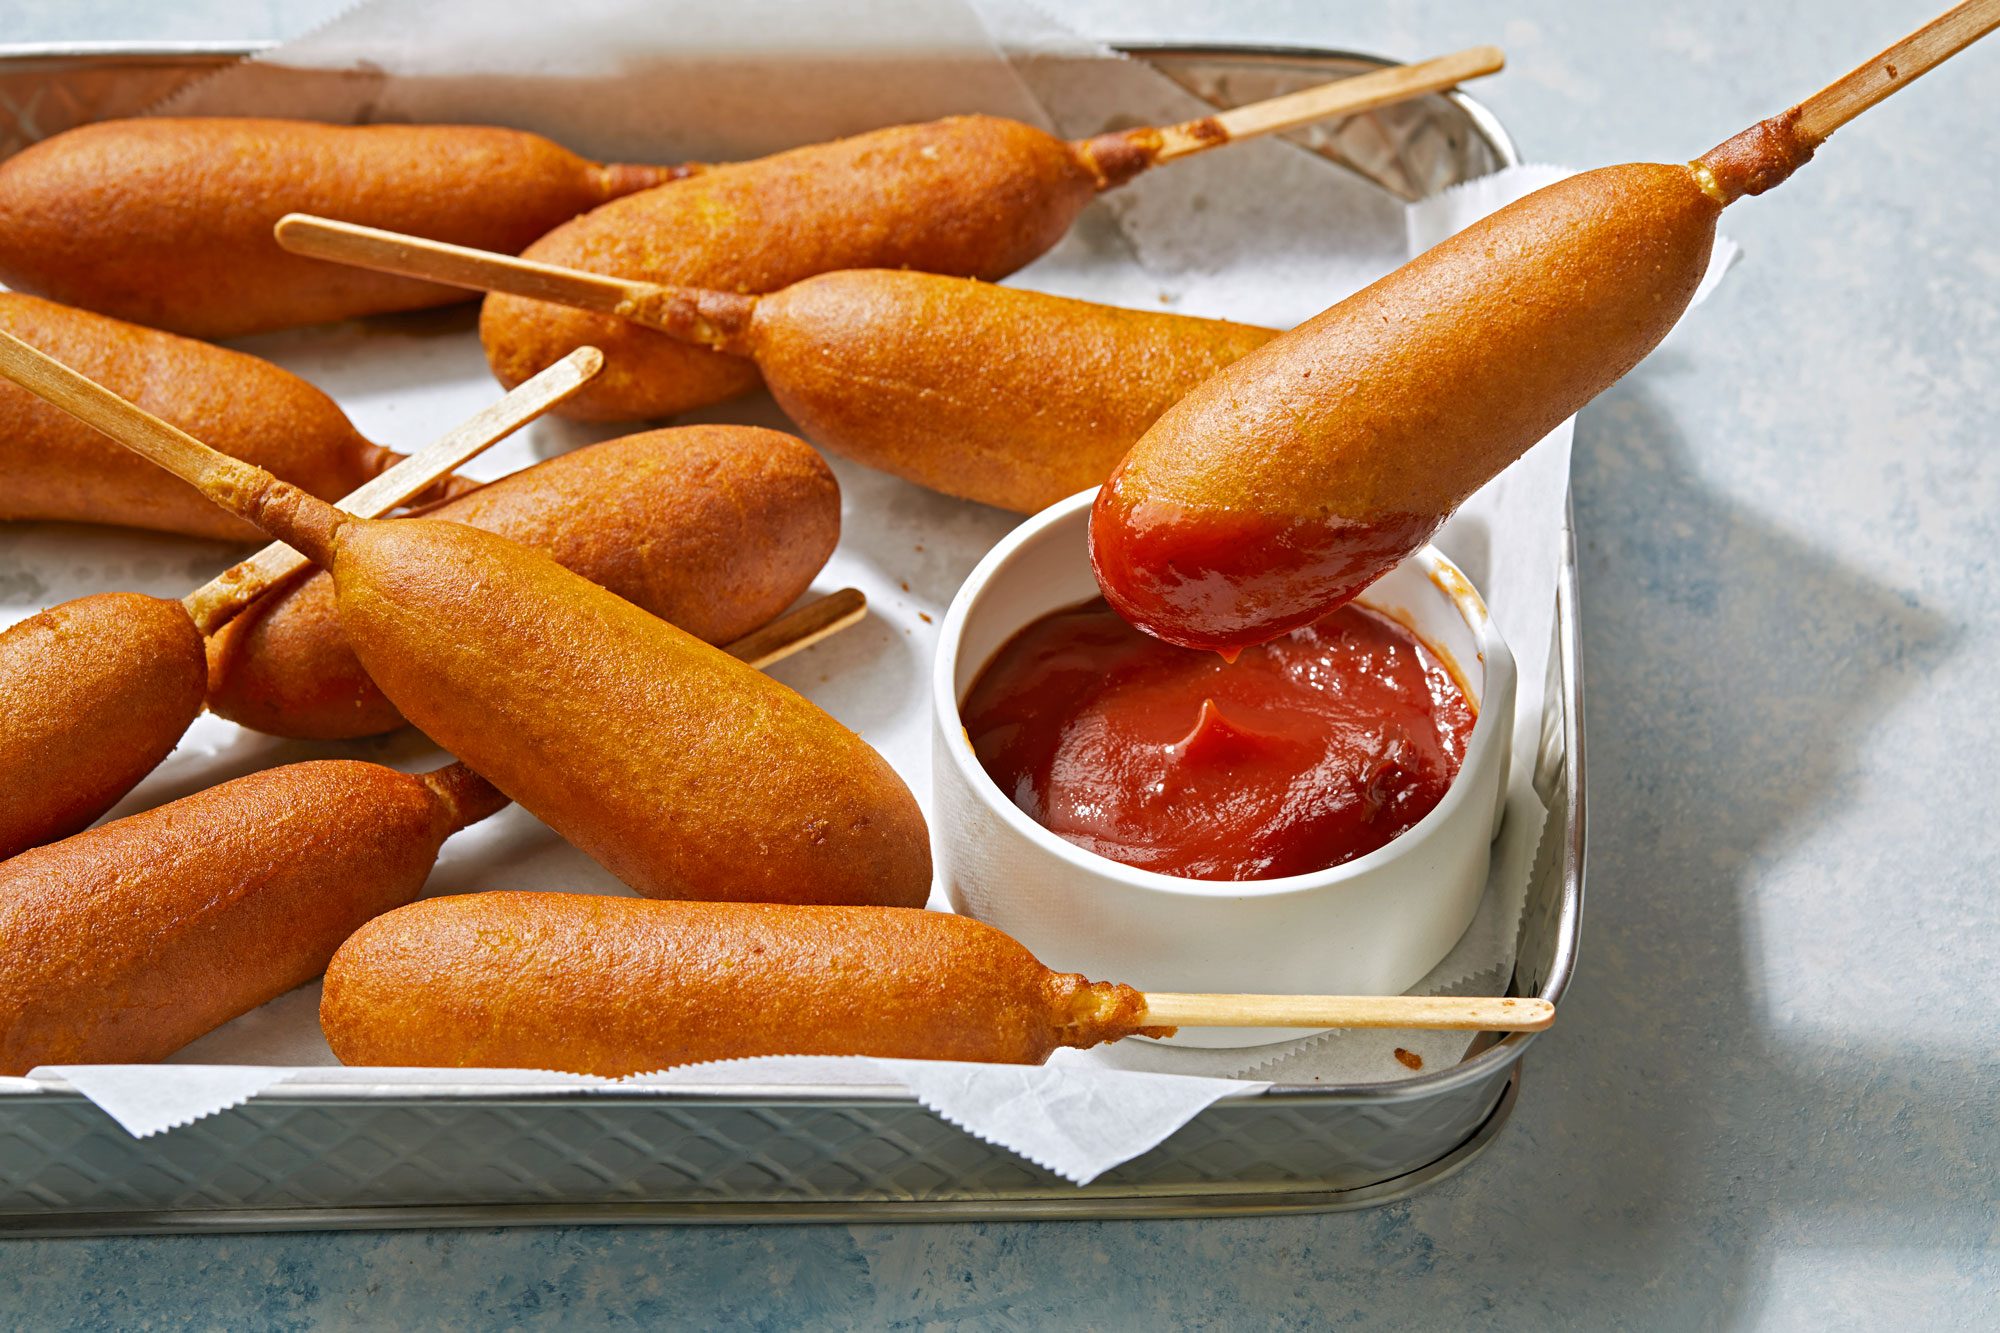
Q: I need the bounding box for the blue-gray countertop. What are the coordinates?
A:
[1,2,1996,1327]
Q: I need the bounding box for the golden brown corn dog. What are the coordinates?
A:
[0,119,693,336]
[1090,162,1723,651]
[321,893,1166,1074]
[648,271,1278,512]
[1092,7,1999,651]
[205,425,840,738]
[0,593,205,862]
[0,428,835,855]
[268,220,1285,512]
[482,115,1099,421]
[0,760,505,1074]
[313,512,928,907]
[0,338,932,908]
[0,294,468,539]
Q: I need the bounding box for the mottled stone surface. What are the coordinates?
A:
[1,1,1996,1327]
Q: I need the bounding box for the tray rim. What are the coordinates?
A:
[0,1073,1519,1236]
[0,38,1577,1114]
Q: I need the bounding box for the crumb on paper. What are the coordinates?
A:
[900,580,910,593]
[1393,1047,1423,1071]
[918,612,932,624]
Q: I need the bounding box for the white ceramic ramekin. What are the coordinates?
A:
[933,490,1516,1047]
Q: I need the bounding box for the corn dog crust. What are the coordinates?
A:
[0,760,469,1072]
[0,294,390,540]
[0,119,683,337]
[480,115,1100,422]
[321,893,1158,1074]
[327,519,930,907]
[204,426,840,739]
[0,593,205,861]
[750,271,1278,512]
[1093,163,1722,649]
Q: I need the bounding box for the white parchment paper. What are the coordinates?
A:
[0,0,1732,1181]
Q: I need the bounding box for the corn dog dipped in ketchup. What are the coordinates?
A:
[0,352,600,862]
[478,48,1502,421]
[0,119,695,337]
[0,294,482,539]
[1092,2,2000,652]
[0,333,932,909]
[0,598,864,1075]
[273,218,1279,513]
[321,893,1554,1074]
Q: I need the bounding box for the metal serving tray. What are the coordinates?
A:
[0,42,1582,1233]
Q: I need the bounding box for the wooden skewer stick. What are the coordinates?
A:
[722,588,867,670]
[1143,45,1506,164]
[179,346,604,635]
[1138,993,1554,1032]
[1696,0,2000,202]
[278,215,672,329]
[1794,0,2000,142]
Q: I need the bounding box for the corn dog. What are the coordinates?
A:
[270,217,1284,513]
[734,273,1273,510]
[321,893,1165,1074]
[0,119,692,336]
[0,594,205,863]
[0,761,503,1074]
[1091,7,2000,650]
[0,294,465,539]
[1091,163,1720,650]
[481,115,1091,420]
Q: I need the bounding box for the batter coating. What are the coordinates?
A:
[322,893,1167,1074]
[0,118,687,336]
[706,270,1278,513]
[0,760,504,1074]
[0,593,204,860]
[0,294,454,540]
[1089,98,1858,652]
[312,513,931,908]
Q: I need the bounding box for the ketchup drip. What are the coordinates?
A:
[961,597,1474,881]
[1088,475,1439,653]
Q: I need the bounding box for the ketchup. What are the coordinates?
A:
[961,597,1474,881]
[1088,475,1440,653]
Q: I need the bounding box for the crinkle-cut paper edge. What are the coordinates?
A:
[606,1055,1107,1182]
[139,0,381,118]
